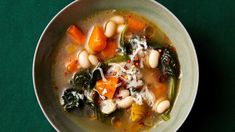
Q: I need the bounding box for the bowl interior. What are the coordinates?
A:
[33,0,198,131]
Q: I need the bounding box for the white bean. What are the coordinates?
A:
[117,24,126,33]
[78,50,90,68]
[117,89,130,98]
[116,96,134,109]
[149,49,160,68]
[152,100,170,114]
[110,15,125,24]
[104,21,117,38]
[100,99,117,114]
[88,54,99,66]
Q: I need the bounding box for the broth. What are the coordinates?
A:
[51,10,180,132]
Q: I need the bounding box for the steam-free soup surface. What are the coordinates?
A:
[52,10,180,132]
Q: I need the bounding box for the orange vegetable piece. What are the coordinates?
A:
[88,26,107,52]
[101,41,118,59]
[95,76,119,99]
[67,25,85,45]
[66,59,78,73]
[127,16,146,31]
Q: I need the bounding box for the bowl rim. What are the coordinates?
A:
[32,0,199,131]
[32,1,78,131]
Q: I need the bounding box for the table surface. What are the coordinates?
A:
[0,0,234,131]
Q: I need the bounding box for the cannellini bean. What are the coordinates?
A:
[100,99,117,114]
[117,89,130,98]
[110,15,125,24]
[104,21,117,38]
[78,50,90,68]
[152,99,170,114]
[117,24,126,33]
[148,49,160,68]
[116,96,134,109]
[88,54,99,66]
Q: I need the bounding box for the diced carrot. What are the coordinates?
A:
[95,76,119,99]
[67,25,85,45]
[100,41,118,59]
[127,16,146,32]
[66,59,78,73]
[88,26,107,52]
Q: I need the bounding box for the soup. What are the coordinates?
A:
[52,10,180,132]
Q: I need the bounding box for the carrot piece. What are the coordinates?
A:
[67,25,85,45]
[95,76,119,99]
[66,59,78,73]
[127,16,146,31]
[88,26,107,52]
[100,41,118,59]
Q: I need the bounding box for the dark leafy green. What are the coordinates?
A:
[119,25,128,53]
[90,62,108,89]
[71,69,91,90]
[71,63,109,90]
[160,47,180,79]
[61,88,84,111]
[159,47,180,121]
[147,40,164,49]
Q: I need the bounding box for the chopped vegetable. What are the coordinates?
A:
[130,103,147,122]
[168,77,176,102]
[61,88,84,111]
[147,40,164,50]
[67,25,85,45]
[119,25,128,52]
[127,16,145,32]
[71,69,91,90]
[101,41,118,59]
[95,76,119,99]
[85,92,105,121]
[90,63,108,89]
[71,63,108,90]
[104,54,129,64]
[160,47,180,79]
[66,59,78,73]
[125,35,147,56]
[160,77,176,121]
[88,26,107,52]
[161,112,170,121]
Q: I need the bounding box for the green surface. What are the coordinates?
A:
[0,0,234,131]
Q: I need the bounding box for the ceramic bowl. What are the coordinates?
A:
[33,0,199,131]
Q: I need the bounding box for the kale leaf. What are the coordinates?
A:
[61,88,84,111]
[71,69,91,90]
[160,47,180,79]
